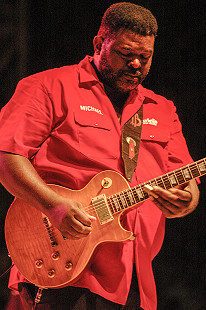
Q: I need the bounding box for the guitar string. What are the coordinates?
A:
[84,169,194,214]
[83,189,138,214]
[84,181,155,215]
[79,161,205,215]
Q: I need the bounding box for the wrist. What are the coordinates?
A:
[45,204,67,229]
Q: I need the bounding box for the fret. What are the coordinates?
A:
[197,159,206,175]
[108,198,116,214]
[113,194,122,212]
[140,185,149,200]
[182,167,192,181]
[167,172,178,187]
[127,189,136,205]
[174,170,185,184]
[161,175,171,190]
[106,158,206,215]
[155,177,165,188]
[107,196,117,213]
[119,192,128,209]
[132,186,144,203]
[122,191,131,208]
[189,163,200,178]
[150,179,158,187]
[131,188,138,203]
[133,186,145,202]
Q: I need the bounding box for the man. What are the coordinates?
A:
[0,2,199,310]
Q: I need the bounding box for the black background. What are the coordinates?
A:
[0,1,205,309]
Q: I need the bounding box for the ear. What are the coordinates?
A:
[93,36,104,54]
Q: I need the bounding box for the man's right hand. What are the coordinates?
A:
[0,151,96,240]
[46,198,96,240]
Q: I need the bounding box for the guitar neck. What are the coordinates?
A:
[107,158,206,214]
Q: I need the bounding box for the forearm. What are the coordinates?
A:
[0,151,94,237]
[0,151,61,213]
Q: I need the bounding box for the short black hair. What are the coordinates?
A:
[98,2,158,39]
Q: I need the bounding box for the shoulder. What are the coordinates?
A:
[28,64,79,85]
[14,63,80,99]
[139,85,176,114]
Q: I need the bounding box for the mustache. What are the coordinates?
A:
[122,69,143,77]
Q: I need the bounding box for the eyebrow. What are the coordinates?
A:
[119,46,153,53]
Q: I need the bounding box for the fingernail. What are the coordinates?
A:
[144,184,153,191]
[144,184,159,199]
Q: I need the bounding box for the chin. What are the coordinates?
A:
[116,82,140,93]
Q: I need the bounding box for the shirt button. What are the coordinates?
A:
[150,135,154,139]
[94,122,98,126]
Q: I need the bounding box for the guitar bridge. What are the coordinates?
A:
[92,194,113,225]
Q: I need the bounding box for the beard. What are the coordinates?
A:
[97,53,144,94]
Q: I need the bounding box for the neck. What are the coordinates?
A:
[91,60,129,115]
[104,85,129,115]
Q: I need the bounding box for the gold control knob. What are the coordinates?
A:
[101,177,112,188]
[35,259,43,268]
[65,261,73,271]
[51,251,60,260]
[48,269,55,278]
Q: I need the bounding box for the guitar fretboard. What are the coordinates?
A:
[107,158,206,214]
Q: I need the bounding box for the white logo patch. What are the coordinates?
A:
[143,118,158,126]
[80,105,103,115]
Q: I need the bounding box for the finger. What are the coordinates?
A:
[169,188,192,202]
[62,233,80,240]
[147,186,186,206]
[71,217,93,234]
[62,225,90,239]
[81,209,97,222]
[74,207,96,227]
[150,194,185,218]
[144,184,159,199]
[152,198,177,218]
[151,185,192,203]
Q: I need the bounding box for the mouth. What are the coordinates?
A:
[123,72,142,80]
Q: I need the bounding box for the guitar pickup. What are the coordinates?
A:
[92,194,114,225]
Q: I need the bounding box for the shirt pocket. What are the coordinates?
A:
[74,110,119,159]
[138,125,170,177]
[141,124,170,144]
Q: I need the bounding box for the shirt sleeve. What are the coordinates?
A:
[167,101,194,171]
[0,76,54,159]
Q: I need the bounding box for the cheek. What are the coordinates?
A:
[110,57,126,73]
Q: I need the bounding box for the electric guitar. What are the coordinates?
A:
[5,158,206,289]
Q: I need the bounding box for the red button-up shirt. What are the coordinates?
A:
[0,56,193,310]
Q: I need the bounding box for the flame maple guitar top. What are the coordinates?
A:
[5,170,134,289]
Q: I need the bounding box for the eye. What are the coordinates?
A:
[119,52,132,58]
[140,54,151,61]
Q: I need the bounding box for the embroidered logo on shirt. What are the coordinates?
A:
[80,105,103,115]
[143,118,158,126]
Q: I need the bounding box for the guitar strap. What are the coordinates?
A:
[122,104,143,182]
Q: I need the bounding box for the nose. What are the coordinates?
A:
[128,58,141,69]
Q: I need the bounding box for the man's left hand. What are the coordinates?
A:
[144,179,199,218]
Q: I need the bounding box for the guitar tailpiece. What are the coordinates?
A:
[33,287,43,309]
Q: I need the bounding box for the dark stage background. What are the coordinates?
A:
[0,1,205,309]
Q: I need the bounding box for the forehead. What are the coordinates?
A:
[110,29,155,52]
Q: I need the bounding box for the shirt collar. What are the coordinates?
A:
[79,55,100,84]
